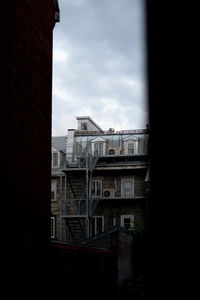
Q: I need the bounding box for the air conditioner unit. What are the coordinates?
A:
[103,189,116,198]
[108,147,121,155]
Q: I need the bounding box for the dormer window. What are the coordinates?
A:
[91,137,106,156]
[52,152,58,166]
[81,122,87,130]
[123,136,138,155]
[51,148,60,168]
[128,143,134,154]
[94,142,103,156]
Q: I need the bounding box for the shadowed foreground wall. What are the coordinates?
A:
[0,1,57,286]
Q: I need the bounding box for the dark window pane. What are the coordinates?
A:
[53,152,58,166]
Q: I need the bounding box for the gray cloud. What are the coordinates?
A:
[52,0,148,136]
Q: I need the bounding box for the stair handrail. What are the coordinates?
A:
[90,154,99,172]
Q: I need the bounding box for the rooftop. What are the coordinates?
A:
[52,136,66,153]
[76,116,104,133]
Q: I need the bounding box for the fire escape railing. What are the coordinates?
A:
[61,150,100,242]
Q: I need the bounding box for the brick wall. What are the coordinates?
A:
[0,0,56,285]
[95,200,146,231]
[92,172,146,197]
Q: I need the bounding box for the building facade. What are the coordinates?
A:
[51,116,149,244]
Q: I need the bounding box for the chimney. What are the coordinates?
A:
[109,128,115,134]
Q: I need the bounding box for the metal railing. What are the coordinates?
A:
[65,197,101,216]
[65,152,99,171]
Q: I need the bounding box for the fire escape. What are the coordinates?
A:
[61,150,99,243]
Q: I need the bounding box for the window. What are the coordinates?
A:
[76,142,82,155]
[91,137,106,156]
[123,138,138,155]
[51,180,57,201]
[121,215,134,229]
[128,143,134,154]
[94,142,104,155]
[91,180,102,197]
[52,152,59,167]
[92,216,104,235]
[121,179,134,197]
[51,191,55,200]
[51,216,56,239]
[81,122,87,130]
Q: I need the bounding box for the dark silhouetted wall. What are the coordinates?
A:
[0,1,57,286]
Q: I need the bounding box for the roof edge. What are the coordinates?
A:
[76,116,104,133]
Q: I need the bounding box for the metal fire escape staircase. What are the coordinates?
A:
[63,151,99,243]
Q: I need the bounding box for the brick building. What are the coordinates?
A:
[51,116,149,243]
[0,0,60,285]
[51,116,149,294]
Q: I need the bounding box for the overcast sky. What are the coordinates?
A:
[52,0,148,136]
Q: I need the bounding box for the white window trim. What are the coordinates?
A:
[120,215,134,229]
[91,180,102,198]
[51,216,56,239]
[124,139,138,155]
[52,150,60,168]
[121,179,134,198]
[51,180,57,201]
[91,137,106,156]
[92,142,106,156]
[92,216,104,235]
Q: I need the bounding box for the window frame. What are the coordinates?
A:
[128,143,134,154]
[120,215,134,230]
[94,142,105,156]
[92,216,104,235]
[51,216,56,239]
[91,180,102,198]
[81,122,88,130]
[52,150,60,168]
[51,180,57,201]
[121,179,134,198]
[124,138,138,155]
[91,138,106,156]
